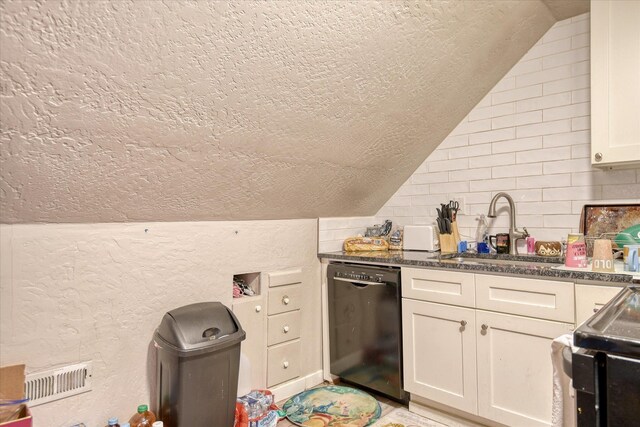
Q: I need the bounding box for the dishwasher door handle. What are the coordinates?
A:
[333,277,387,287]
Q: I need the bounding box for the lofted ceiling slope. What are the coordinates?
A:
[1,1,579,224]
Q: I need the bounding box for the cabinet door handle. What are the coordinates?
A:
[593,307,599,313]
[255,305,262,313]
[282,296,290,305]
[283,325,290,333]
[460,320,467,327]
[283,361,289,369]
[481,324,489,331]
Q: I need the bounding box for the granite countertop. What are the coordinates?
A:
[318,250,640,285]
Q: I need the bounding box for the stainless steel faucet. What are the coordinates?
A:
[487,192,529,255]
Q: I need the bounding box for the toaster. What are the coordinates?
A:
[403,225,439,251]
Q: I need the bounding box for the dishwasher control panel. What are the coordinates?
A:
[334,269,385,282]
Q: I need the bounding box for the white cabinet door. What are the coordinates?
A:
[232,296,266,389]
[402,298,477,414]
[575,284,623,326]
[476,310,574,427]
[591,0,640,168]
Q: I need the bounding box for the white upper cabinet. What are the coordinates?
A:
[591,1,640,168]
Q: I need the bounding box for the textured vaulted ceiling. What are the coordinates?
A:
[0,1,582,223]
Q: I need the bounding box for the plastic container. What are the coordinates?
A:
[106,418,120,427]
[154,302,246,427]
[151,423,163,427]
[129,405,156,427]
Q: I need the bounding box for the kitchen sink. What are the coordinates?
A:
[438,254,563,268]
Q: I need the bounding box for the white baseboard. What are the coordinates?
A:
[271,370,324,403]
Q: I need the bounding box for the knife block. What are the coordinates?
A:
[439,233,457,254]
[451,221,461,244]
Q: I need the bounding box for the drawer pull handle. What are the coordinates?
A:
[460,320,467,327]
[593,307,599,313]
[255,305,262,313]
[282,296,290,305]
[283,325,290,333]
[283,361,289,369]
[481,324,489,331]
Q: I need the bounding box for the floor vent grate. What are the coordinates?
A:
[25,362,92,406]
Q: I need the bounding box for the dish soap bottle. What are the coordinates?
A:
[476,214,489,251]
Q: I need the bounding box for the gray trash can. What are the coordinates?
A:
[154,302,246,427]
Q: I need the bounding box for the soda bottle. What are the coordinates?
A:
[129,405,156,427]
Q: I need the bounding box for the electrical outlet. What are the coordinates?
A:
[453,197,467,215]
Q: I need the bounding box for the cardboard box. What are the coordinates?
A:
[0,365,32,427]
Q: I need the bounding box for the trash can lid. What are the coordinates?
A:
[155,302,245,353]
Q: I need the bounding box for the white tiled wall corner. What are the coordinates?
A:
[318,216,376,253]
[372,13,640,243]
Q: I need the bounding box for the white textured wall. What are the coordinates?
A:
[0,0,558,224]
[0,219,321,427]
[375,13,640,244]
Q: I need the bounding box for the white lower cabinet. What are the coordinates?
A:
[575,284,623,326]
[402,268,576,427]
[402,299,477,414]
[476,310,573,427]
[232,296,266,389]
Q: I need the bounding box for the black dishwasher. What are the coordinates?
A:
[327,263,407,402]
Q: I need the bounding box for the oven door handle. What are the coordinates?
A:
[333,277,386,287]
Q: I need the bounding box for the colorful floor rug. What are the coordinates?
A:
[371,408,447,427]
[282,385,381,427]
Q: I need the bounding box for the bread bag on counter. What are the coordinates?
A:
[343,236,389,252]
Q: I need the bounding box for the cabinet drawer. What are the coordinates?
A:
[267,339,300,387]
[402,267,475,307]
[267,310,301,346]
[575,284,623,326]
[475,274,574,322]
[268,269,303,288]
[268,284,301,315]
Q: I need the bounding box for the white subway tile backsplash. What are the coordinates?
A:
[543,158,593,174]
[517,173,572,189]
[543,186,602,201]
[571,60,589,77]
[506,58,543,78]
[469,177,516,192]
[516,91,572,113]
[492,163,542,178]
[429,181,470,194]
[571,116,590,131]
[449,143,492,159]
[492,136,543,154]
[449,167,492,182]
[543,130,590,147]
[492,84,543,105]
[572,88,590,104]
[571,143,590,159]
[468,152,515,168]
[543,47,589,69]
[492,111,542,129]
[469,103,516,121]
[492,76,516,92]
[515,65,572,88]
[516,119,572,138]
[571,33,589,49]
[332,13,639,244]
[543,102,590,122]
[543,214,581,228]
[518,201,572,215]
[428,158,469,172]
[523,37,571,61]
[412,171,449,184]
[440,134,469,148]
[601,184,640,199]
[543,74,589,95]
[516,146,571,164]
[572,170,638,186]
[469,127,516,144]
